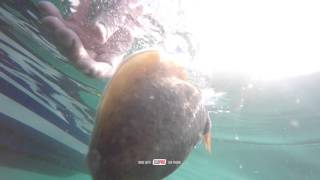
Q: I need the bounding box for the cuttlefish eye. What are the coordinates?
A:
[87,50,211,180]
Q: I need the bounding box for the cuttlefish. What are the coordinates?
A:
[87,50,211,180]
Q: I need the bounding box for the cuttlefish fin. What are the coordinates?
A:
[203,131,212,153]
[203,112,212,153]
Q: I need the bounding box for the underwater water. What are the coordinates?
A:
[1,0,320,180]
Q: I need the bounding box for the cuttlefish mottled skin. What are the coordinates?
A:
[87,50,212,180]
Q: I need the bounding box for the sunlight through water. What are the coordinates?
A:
[182,0,320,81]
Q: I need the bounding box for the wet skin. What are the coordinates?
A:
[37,0,143,78]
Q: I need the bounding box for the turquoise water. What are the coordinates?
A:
[1,1,320,180]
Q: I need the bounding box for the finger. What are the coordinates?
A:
[85,61,115,78]
[93,21,108,45]
[71,54,115,78]
[52,28,114,78]
[40,16,66,35]
[68,0,91,22]
[37,1,63,19]
[53,27,79,51]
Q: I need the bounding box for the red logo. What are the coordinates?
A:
[152,159,167,165]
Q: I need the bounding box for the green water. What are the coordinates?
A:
[1,1,320,180]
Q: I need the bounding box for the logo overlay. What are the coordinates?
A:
[137,159,181,166]
[152,159,167,165]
